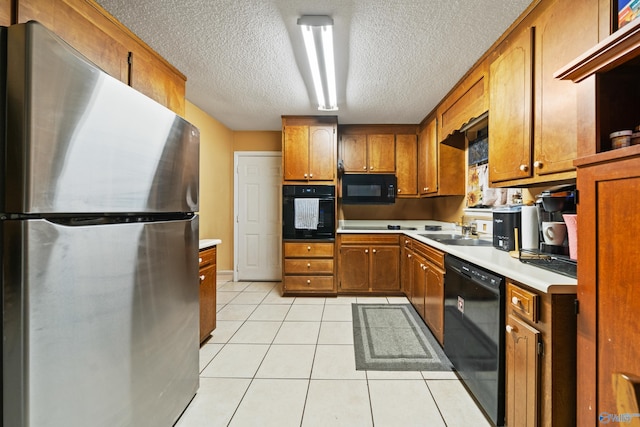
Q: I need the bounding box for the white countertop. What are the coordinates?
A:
[338,220,577,295]
[199,239,222,250]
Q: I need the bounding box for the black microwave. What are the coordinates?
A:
[341,174,396,204]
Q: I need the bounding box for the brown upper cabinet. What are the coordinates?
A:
[282,116,338,183]
[339,125,407,174]
[437,59,489,142]
[417,116,464,197]
[395,134,418,197]
[1,0,11,26]
[16,0,186,115]
[488,0,599,186]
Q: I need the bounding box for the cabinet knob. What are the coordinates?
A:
[372,249,377,254]
[519,164,528,172]
[307,279,311,284]
[363,166,367,170]
[307,263,311,268]
[198,257,202,263]
[423,187,428,192]
[398,189,402,193]
[307,246,311,251]
[309,173,313,178]
[506,325,516,334]
[199,275,205,281]
[408,254,412,258]
[423,265,427,271]
[365,249,369,254]
[511,296,520,306]
[304,173,308,178]
[405,240,409,244]
[533,161,542,169]
[370,166,374,171]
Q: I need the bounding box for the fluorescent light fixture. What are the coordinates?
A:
[297,15,338,111]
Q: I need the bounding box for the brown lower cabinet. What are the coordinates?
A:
[199,246,217,343]
[338,234,401,294]
[505,280,576,426]
[400,237,445,345]
[282,242,336,296]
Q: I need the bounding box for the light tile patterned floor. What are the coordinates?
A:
[176,275,492,427]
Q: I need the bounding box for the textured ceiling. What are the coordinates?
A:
[96,1,533,131]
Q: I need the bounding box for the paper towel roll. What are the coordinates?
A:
[521,206,540,249]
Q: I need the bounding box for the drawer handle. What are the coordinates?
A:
[199,275,205,281]
[307,246,311,251]
[306,279,311,284]
[307,263,311,268]
[405,240,409,244]
[198,257,203,263]
[408,254,412,258]
[506,325,516,334]
[511,296,520,306]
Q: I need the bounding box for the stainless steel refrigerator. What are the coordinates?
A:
[1,22,200,426]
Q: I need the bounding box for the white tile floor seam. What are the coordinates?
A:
[177,276,492,427]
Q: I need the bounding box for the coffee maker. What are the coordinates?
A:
[535,184,576,256]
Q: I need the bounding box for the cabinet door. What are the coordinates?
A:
[199,263,216,343]
[341,134,367,172]
[370,246,400,291]
[129,48,186,116]
[578,161,640,423]
[17,0,129,82]
[411,254,427,320]
[418,119,438,195]
[533,0,598,178]
[424,262,444,345]
[339,246,369,291]
[489,27,533,183]
[506,314,540,427]
[367,134,395,173]
[309,125,335,180]
[395,134,418,197]
[401,245,413,297]
[1,0,10,26]
[283,125,310,181]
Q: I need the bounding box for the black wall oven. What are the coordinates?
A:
[282,185,335,241]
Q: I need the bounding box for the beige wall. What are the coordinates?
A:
[234,131,281,151]
[183,104,283,272]
[185,101,235,271]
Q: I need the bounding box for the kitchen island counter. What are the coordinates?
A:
[337,220,576,294]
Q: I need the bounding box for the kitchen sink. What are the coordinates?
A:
[418,233,493,246]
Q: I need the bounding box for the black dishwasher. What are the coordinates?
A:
[444,255,505,426]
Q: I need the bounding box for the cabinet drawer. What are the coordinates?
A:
[507,282,539,323]
[340,234,400,245]
[402,237,413,249]
[413,242,445,268]
[283,275,334,291]
[284,242,334,258]
[284,259,334,274]
[199,247,216,268]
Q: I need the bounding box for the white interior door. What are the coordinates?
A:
[234,152,282,281]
